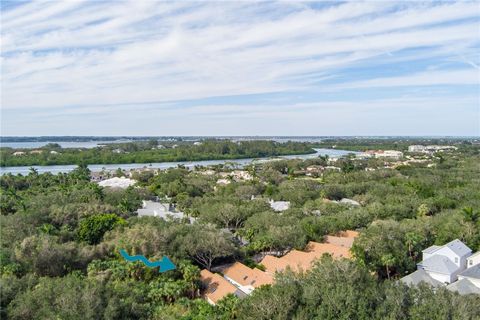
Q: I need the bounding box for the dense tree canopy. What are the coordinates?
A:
[1,139,479,319]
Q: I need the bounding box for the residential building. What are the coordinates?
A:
[400,269,443,288]
[137,200,194,222]
[324,235,355,248]
[269,200,290,212]
[305,165,324,177]
[408,145,427,152]
[467,251,480,268]
[408,145,458,153]
[446,278,480,295]
[12,151,26,156]
[98,177,136,189]
[260,255,294,274]
[260,230,358,274]
[200,269,244,305]
[447,263,480,295]
[417,239,472,284]
[305,242,352,259]
[222,262,273,294]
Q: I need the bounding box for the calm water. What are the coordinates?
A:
[0,148,358,175]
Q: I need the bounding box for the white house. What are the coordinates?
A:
[137,200,194,223]
[417,239,472,284]
[467,251,480,269]
[269,200,290,212]
[458,264,480,288]
[98,177,136,189]
[447,264,480,295]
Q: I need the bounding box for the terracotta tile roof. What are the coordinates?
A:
[325,235,355,248]
[223,262,273,288]
[281,249,320,271]
[200,269,239,304]
[305,241,352,259]
[339,230,359,238]
[260,255,294,274]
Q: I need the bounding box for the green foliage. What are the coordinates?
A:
[1,140,479,318]
[1,140,314,167]
[77,213,126,245]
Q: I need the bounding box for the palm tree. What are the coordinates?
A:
[462,207,479,223]
[381,254,396,280]
[405,232,421,260]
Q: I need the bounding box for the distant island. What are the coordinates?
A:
[0,140,315,167]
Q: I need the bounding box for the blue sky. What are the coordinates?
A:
[1,1,479,136]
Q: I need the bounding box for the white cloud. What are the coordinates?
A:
[0,1,479,135]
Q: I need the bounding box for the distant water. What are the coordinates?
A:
[0,148,359,175]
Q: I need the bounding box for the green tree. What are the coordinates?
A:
[77,214,126,245]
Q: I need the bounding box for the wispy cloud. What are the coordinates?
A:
[1,1,479,135]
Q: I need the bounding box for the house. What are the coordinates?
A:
[12,151,26,156]
[232,170,253,181]
[269,200,290,212]
[260,254,298,274]
[281,250,322,272]
[216,178,231,185]
[137,200,194,222]
[200,269,244,305]
[305,242,352,259]
[222,262,273,294]
[467,251,480,268]
[408,145,458,153]
[446,278,480,295]
[305,165,324,177]
[458,264,480,286]
[372,150,404,159]
[260,230,358,275]
[328,198,361,206]
[98,177,136,189]
[400,269,443,288]
[417,239,472,284]
[324,235,355,248]
[408,145,427,153]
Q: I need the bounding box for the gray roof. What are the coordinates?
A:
[459,264,480,280]
[423,245,441,254]
[443,239,471,257]
[447,278,480,295]
[418,255,459,274]
[400,269,443,287]
[469,251,480,259]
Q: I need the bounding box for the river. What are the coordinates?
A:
[0,148,359,175]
